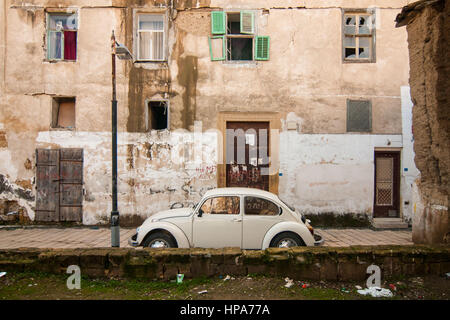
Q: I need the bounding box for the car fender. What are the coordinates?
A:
[137,221,190,248]
[262,221,315,248]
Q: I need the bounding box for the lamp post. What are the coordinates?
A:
[111,30,132,247]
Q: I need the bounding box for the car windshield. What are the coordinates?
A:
[278,197,295,212]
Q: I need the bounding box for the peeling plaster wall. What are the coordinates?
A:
[278,131,403,217]
[36,130,218,225]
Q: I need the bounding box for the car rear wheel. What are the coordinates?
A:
[270,232,305,248]
[142,232,177,248]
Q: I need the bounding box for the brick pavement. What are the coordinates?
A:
[0,227,413,248]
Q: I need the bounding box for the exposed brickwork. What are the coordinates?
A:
[402,0,449,243]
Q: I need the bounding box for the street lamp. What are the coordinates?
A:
[111,30,132,247]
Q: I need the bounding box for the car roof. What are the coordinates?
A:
[203,187,280,202]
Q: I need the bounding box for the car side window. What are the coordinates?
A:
[245,197,280,216]
[200,196,240,215]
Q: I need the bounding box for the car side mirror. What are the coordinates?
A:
[198,208,203,217]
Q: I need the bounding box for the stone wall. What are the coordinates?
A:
[0,246,448,280]
[398,0,449,243]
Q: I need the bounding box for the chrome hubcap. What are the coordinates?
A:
[150,239,169,248]
[278,239,297,248]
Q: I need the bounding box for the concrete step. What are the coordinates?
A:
[372,218,409,229]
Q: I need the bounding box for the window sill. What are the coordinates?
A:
[134,61,169,70]
[221,61,259,67]
[50,127,76,131]
[343,59,376,64]
[44,59,77,63]
[345,131,373,134]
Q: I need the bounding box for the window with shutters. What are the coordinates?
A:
[346,99,372,132]
[209,10,270,62]
[343,10,376,62]
[47,12,78,61]
[137,14,166,61]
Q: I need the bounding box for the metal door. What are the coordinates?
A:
[373,151,400,218]
[226,121,270,191]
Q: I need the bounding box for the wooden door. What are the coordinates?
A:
[226,121,270,191]
[373,151,400,218]
[35,149,60,221]
[35,148,83,222]
[59,149,83,221]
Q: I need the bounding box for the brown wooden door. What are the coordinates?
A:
[35,148,83,222]
[373,151,400,218]
[35,149,60,221]
[59,149,83,222]
[226,121,270,191]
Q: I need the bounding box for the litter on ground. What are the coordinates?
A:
[357,287,393,298]
[197,290,208,294]
[284,277,294,288]
[0,272,6,278]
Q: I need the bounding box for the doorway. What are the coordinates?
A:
[373,151,400,218]
[225,121,270,191]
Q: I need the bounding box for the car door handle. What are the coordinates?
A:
[232,218,242,222]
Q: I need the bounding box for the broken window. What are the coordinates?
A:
[137,14,165,61]
[209,10,270,61]
[147,101,168,131]
[347,99,372,132]
[343,11,375,62]
[47,13,78,61]
[52,97,76,129]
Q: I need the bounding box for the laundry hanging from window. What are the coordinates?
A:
[47,13,78,61]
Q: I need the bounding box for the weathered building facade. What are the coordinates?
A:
[396,0,449,244]
[0,0,419,228]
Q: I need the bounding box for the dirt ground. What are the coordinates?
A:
[0,271,449,300]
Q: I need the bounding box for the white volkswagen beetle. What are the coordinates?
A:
[128,187,323,249]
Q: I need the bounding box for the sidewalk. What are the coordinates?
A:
[0,227,413,248]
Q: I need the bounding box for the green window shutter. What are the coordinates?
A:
[211,11,226,34]
[240,11,254,34]
[209,36,225,61]
[255,36,270,60]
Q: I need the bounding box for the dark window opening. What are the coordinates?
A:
[148,101,168,130]
[227,37,253,61]
[52,97,75,128]
[226,13,253,61]
[227,13,241,34]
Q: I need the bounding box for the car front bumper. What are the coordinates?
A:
[128,233,139,247]
[314,233,324,246]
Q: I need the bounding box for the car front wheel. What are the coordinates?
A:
[269,232,305,248]
[142,232,177,248]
